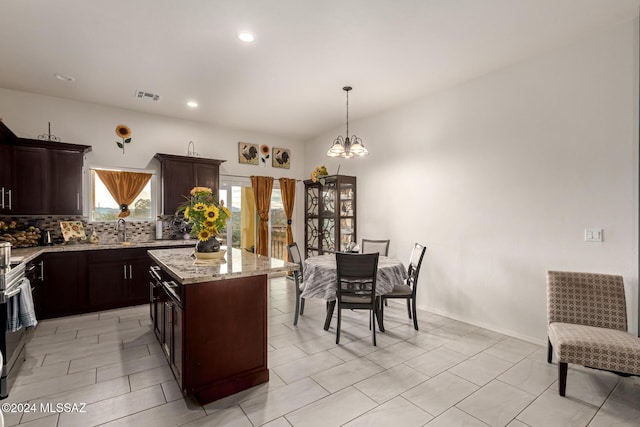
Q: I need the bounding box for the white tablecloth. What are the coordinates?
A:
[301,254,407,301]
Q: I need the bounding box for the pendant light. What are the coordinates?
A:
[327,86,369,158]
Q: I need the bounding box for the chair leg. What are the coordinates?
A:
[324,301,336,331]
[411,296,418,330]
[380,297,385,324]
[371,309,377,346]
[407,299,412,319]
[293,295,300,326]
[336,305,342,344]
[375,300,385,333]
[300,297,305,315]
[547,339,553,363]
[559,362,568,396]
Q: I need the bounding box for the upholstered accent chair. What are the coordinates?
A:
[380,242,426,330]
[361,239,390,256]
[547,271,640,396]
[286,243,306,326]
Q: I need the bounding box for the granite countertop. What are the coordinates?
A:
[148,247,299,285]
[10,240,194,265]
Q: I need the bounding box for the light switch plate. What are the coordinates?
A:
[585,228,603,242]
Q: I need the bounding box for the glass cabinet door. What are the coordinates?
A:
[304,175,357,257]
[338,180,355,252]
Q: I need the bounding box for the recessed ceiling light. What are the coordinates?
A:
[55,74,76,82]
[237,32,255,43]
[187,101,199,108]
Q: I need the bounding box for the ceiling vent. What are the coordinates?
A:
[134,90,161,102]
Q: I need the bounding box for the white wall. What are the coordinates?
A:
[0,88,307,242]
[305,18,639,343]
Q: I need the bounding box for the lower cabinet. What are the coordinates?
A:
[163,297,183,385]
[40,252,87,319]
[87,248,156,311]
[149,264,269,404]
[34,244,188,320]
[149,266,182,384]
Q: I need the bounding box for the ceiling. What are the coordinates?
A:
[1,0,638,141]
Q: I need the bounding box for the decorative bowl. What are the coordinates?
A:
[193,249,226,260]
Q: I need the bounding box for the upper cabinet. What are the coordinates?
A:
[0,121,91,215]
[155,153,225,215]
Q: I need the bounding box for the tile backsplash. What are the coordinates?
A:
[0,215,187,244]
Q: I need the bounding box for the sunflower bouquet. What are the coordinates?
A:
[310,165,329,185]
[177,187,231,242]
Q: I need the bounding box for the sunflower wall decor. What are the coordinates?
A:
[260,144,270,166]
[115,124,132,154]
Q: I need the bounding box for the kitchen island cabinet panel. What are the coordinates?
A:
[148,247,297,404]
[184,275,267,403]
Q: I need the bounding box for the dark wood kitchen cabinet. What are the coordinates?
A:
[0,122,17,214]
[149,265,183,383]
[0,143,11,214]
[0,121,91,215]
[12,146,49,214]
[155,153,225,215]
[87,248,155,311]
[40,252,87,319]
[49,149,84,215]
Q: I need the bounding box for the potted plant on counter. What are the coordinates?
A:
[176,187,231,259]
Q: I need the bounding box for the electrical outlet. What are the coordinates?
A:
[585,228,603,242]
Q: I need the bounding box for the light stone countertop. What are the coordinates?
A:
[148,247,299,285]
[10,239,194,265]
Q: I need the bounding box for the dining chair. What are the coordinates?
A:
[361,238,390,256]
[286,243,306,326]
[380,242,426,330]
[335,252,380,345]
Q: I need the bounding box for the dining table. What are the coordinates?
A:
[301,253,408,331]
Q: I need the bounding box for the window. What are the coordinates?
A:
[90,169,155,221]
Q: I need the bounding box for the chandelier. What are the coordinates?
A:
[327,86,368,158]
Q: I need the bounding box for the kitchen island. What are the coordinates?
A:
[147,246,298,404]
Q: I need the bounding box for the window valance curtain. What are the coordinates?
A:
[95,170,152,218]
[250,176,274,256]
[279,177,296,261]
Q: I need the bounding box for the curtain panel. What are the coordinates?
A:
[95,170,152,218]
[250,176,274,256]
[279,178,296,261]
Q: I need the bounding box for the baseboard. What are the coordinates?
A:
[418,304,546,347]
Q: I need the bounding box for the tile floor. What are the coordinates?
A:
[2,277,640,426]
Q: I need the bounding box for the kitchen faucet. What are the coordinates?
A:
[115,218,127,242]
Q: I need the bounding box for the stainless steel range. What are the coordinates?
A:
[0,257,28,399]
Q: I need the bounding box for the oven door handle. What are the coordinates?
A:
[4,284,22,299]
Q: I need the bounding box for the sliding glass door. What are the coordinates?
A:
[220,177,285,259]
